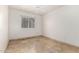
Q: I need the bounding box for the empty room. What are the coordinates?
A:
[0,5,79,53]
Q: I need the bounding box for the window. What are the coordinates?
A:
[21,16,35,28]
[29,18,35,28]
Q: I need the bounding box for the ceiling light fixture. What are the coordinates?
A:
[33,5,41,8]
[36,6,40,8]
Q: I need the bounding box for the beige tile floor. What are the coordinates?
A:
[5,36,79,53]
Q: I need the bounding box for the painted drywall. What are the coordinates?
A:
[43,6,79,47]
[0,6,8,52]
[9,8,43,40]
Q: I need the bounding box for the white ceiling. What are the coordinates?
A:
[9,5,63,15]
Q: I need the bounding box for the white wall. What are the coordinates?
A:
[0,6,8,52]
[43,6,79,47]
[9,8,42,40]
